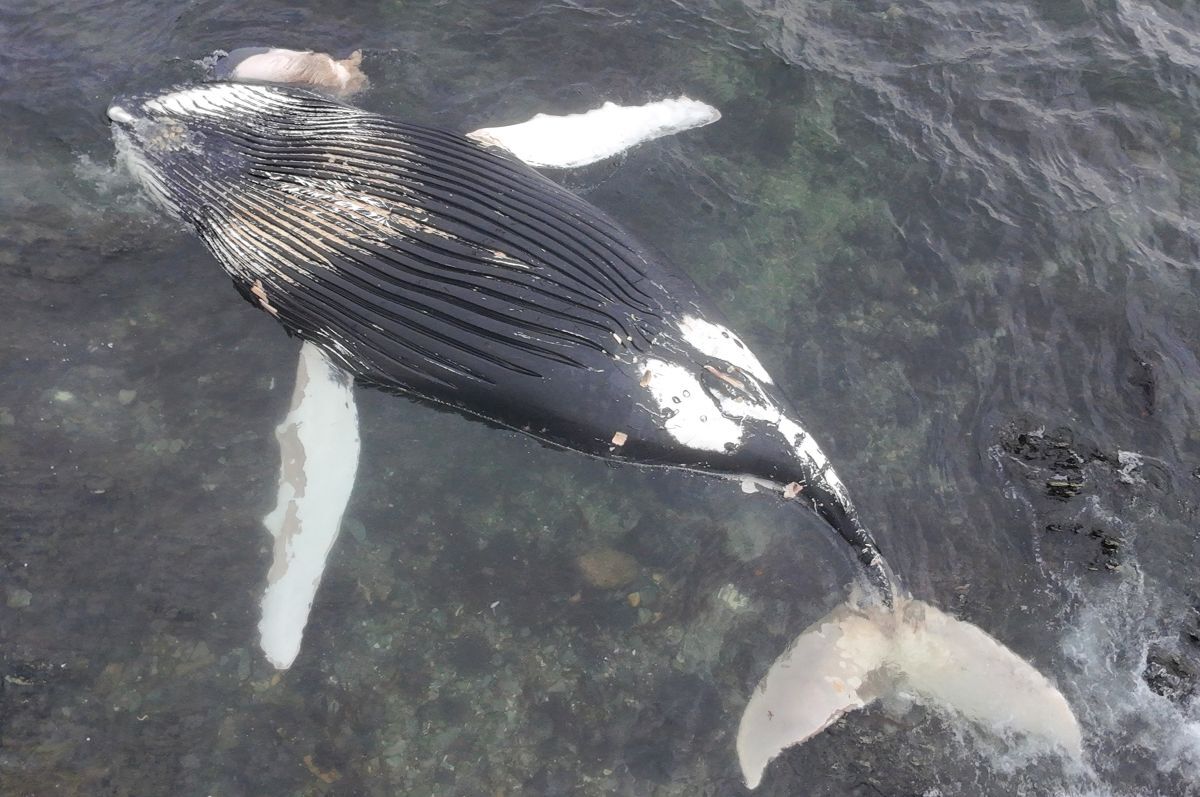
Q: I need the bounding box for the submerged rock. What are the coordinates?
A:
[576,548,639,589]
[1143,645,1198,704]
[6,586,33,609]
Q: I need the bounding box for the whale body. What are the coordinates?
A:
[108,81,1082,788]
[108,82,892,595]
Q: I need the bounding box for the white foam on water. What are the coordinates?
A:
[74,152,141,196]
[104,130,181,216]
[1058,571,1200,793]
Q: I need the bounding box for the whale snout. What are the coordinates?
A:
[107,101,137,126]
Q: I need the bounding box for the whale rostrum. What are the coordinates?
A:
[109,80,1083,787]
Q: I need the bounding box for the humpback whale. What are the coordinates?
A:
[108,78,1082,787]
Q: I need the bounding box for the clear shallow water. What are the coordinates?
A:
[2,1,1199,794]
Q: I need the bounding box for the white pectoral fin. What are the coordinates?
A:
[215,47,368,96]
[737,598,1083,789]
[259,341,361,670]
[468,96,721,169]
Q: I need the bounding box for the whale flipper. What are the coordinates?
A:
[259,341,361,669]
[737,597,1083,788]
[468,96,721,168]
[205,46,718,169]
[207,47,368,97]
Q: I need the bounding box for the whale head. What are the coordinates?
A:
[107,83,334,220]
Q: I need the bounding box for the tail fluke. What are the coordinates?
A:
[737,596,1082,789]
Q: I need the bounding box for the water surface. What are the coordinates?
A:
[3,1,1199,794]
